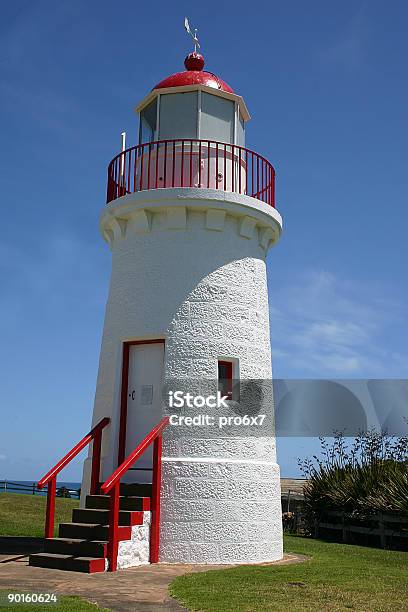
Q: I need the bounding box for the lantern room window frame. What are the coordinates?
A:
[136,84,250,148]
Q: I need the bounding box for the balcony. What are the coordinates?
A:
[106,139,275,207]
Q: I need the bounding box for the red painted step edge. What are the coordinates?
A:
[140,497,150,511]
[129,511,144,526]
[116,526,132,541]
[87,558,107,573]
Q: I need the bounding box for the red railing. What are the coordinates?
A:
[106,139,275,207]
[100,416,170,571]
[37,417,110,539]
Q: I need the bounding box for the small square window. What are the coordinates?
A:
[218,360,234,400]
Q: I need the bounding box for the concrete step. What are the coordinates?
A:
[120,483,152,497]
[71,556,107,573]
[85,494,150,511]
[29,552,106,573]
[44,537,107,558]
[59,522,132,542]
[72,508,144,527]
[29,552,70,570]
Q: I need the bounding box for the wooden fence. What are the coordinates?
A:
[315,510,408,550]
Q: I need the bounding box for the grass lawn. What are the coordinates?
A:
[0,493,79,538]
[170,535,408,611]
[0,592,110,611]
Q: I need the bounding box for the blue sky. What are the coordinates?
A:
[1,1,407,481]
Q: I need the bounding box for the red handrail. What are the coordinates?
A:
[38,417,110,539]
[106,138,276,207]
[100,416,170,571]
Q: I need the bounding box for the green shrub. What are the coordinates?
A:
[299,430,408,518]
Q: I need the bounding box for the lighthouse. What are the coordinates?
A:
[34,31,281,571]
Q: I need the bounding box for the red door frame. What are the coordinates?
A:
[117,339,165,466]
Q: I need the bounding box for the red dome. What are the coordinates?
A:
[153,53,234,94]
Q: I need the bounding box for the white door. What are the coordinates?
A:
[123,342,164,483]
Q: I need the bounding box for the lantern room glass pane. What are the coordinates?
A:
[200,92,234,144]
[139,98,157,143]
[236,109,245,147]
[159,92,198,140]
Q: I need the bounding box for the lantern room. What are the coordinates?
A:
[106,52,275,207]
[136,52,250,146]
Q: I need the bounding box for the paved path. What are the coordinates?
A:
[0,553,307,611]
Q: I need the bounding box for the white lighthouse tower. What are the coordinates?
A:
[79,39,283,568]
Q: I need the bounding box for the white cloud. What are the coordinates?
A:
[270,269,407,377]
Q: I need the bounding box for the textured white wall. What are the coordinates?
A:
[160,460,282,563]
[82,187,283,563]
[116,511,151,569]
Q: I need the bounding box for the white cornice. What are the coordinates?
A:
[100,187,282,253]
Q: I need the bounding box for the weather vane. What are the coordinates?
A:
[184,17,200,53]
